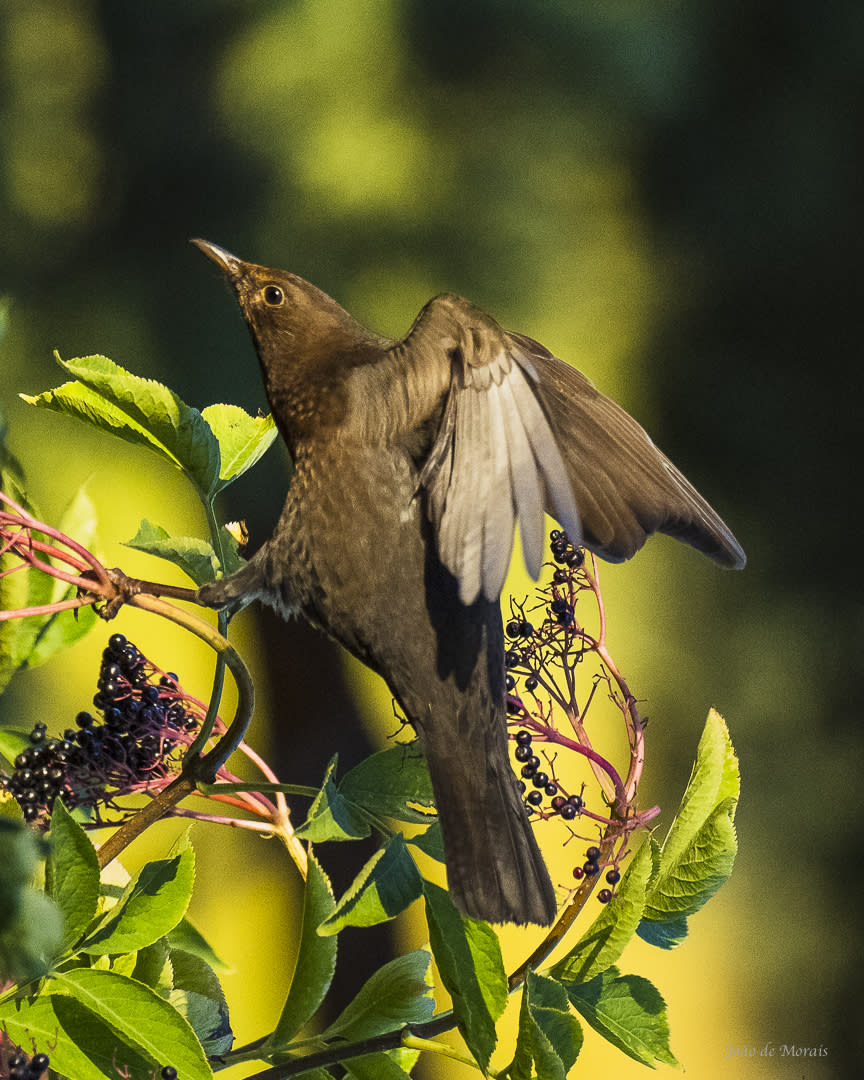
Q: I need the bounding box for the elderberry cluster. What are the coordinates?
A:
[2,634,199,825]
[1,1049,50,1080]
[512,729,584,819]
[572,845,621,902]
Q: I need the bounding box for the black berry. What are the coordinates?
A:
[606,869,621,885]
[597,888,613,903]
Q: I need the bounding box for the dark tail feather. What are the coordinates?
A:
[420,707,556,926]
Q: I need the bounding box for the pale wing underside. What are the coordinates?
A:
[402,296,744,605]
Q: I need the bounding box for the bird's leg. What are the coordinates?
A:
[78,566,202,619]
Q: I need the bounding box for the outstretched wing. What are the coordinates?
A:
[510,331,746,571]
[400,295,744,604]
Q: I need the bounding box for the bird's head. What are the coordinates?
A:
[193,239,378,441]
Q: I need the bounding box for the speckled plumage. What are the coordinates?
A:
[193,240,744,925]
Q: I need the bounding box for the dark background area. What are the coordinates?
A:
[1,1,860,1076]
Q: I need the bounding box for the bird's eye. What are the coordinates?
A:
[263,285,284,306]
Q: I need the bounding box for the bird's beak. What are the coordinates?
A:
[191,238,242,276]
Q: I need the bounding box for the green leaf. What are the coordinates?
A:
[565,966,677,1068]
[46,798,101,950]
[125,519,219,586]
[23,353,222,498]
[296,757,371,842]
[0,406,28,509]
[550,837,658,986]
[81,831,195,955]
[423,881,507,1071]
[0,992,150,1080]
[324,949,435,1042]
[505,970,583,1080]
[407,820,445,862]
[169,949,233,1055]
[655,708,739,869]
[0,433,55,692]
[642,710,739,924]
[216,524,247,576]
[345,1054,413,1079]
[636,915,689,949]
[339,744,436,824]
[269,852,337,1047]
[320,835,423,935]
[167,917,229,972]
[0,728,31,770]
[200,403,278,490]
[22,484,100,668]
[132,939,174,996]
[0,887,64,982]
[51,967,213,1079]
[28,604,100,670]
[109,952,138,978]
[0,820,62,979]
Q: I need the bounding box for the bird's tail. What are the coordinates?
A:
[419,710,557,926]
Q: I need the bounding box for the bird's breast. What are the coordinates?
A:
[265,440,428,644]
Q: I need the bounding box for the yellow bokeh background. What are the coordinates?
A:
[0,0,851,1076]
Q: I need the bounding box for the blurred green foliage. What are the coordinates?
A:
[1,1,858,1076]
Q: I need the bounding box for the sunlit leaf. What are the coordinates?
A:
[564,966,677,1068]
[125,519,219,586]
[324,950,434,1042]
[319,835,423,934]
[0,993,141,1080]
[0,820,62,980]
[169,949,233,1055]
[46,798,101,950]
[407,820,444,862]
[296,757,370,842]
[339,743,436,823]
[505,970,583,1080]
[270,852,337,1047]
[167,917,229,972]
[550,837,658,985]
[642,710,739,926]
[423,881,507,1071]
[22,353,221,498]
[51,968,213,1079]
[201,403,277,490]
[81,831,195,956]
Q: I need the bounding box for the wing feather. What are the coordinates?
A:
[403,296,744,605]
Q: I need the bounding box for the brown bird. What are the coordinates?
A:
[192,239,745,926]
